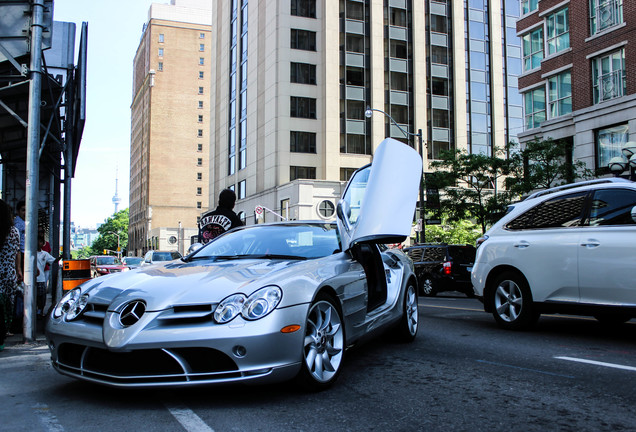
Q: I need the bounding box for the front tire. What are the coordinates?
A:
[489,271,538,330]
[297,293,345,391]
[392,282,418,342]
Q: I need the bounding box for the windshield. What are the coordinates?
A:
[96,256,119,265]
[190,223,340,260]
[153,252,180,261]
[124,257,143,265]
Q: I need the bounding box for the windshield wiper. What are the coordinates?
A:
[213,254,307,261]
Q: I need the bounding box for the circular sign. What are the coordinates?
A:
[255,205,263,215]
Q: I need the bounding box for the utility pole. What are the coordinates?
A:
[23,0,45,342]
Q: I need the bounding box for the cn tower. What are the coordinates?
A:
[112,167,122,213]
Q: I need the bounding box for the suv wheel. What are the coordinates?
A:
[420,275,437,297]
[489,271,538,330]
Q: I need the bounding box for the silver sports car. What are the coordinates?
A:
[46,138,423,389]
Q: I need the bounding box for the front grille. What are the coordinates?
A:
[56,343,240,385]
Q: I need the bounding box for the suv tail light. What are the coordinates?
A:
[443,261,452,275]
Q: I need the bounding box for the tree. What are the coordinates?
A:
[509,137,596,194]
[424,216,482,245]
[89,208,129,256]
[427,147,516,234]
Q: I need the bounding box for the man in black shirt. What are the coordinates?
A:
[198,189,243,244]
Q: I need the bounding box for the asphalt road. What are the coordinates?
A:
[1,294,635,432]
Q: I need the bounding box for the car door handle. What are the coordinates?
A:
[581,239,600,248]
[513,241,530,249]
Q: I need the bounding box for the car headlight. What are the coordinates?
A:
[213,286,282,324]
[53,288,89,321]
[214,294,245,324]
[242,286,282,321]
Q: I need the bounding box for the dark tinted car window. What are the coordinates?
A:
[588,189,636,226]
[506,192,587,230]
[447,245,476,263]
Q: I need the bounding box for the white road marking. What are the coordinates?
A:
[166,403,215,432]
[33,403,65,432]
[555,356,636,372]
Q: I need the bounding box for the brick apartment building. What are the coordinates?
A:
[516,0,636,176]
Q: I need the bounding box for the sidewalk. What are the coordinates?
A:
[3,315,48,348]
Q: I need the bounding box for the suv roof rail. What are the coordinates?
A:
[526,178,632,200]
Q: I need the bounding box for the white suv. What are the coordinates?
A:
[471,178,636,330]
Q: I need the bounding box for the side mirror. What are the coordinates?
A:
[336,199,352,232]
[188,243,203,254]
[631,206,636,223]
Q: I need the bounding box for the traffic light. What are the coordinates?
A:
[103,249,107,255]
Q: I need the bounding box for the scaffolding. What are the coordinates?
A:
[0,0,86,341]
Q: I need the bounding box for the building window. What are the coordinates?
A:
[198,100,204,109]
[340,168,357,181]
[291,29,316,51]
[291,0,316,17]
[290,62,317,85]
[345,66,364,86]
[340,134,370,155]
[197,143,203,152]
[522,28,543,71]
[199,71,204,79]
[197,202,202,209]
[200,32,205,39]
[390,7,407,27]
[390,72,408,91]
[345,1,364,20]
[523,87,546,129]
[345,33,364,53]
[290,131,316,153]
[198,86,204,95]
[198,115,204,123]
[199,43,205,52]
[290,96,316,118]
[522,0,538,14]
[596,124,628,169]
[548,71,572,118]
[197,172,202,180]
[197,187,202,195]
[197,129,203,137]
[546,8,569,55]
[158,62,163,71]
[592,49,625,104]
[290,166,316,180]
[159,34,164,43]
[199,57,205,65]
[197,158,203,166]
[590,0,623,35]
[238,180,246,199]
[280,198,290,220]
[318,200,335,218]
[158,48,164,57]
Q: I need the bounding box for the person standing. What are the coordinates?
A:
[198,189,243,244]
[36,235,56,317]
[0,199,21,347]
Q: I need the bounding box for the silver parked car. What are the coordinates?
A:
[45,138,422,389]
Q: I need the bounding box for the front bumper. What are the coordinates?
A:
[46,303,310,387]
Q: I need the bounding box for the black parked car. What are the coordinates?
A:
[404,244,476,297]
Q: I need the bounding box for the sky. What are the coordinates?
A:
[54,0,163,228]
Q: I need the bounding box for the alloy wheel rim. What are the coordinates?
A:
[406,285,418,335]
[304,300,344,383]
[494,280,522,322]
[422,278,433,295]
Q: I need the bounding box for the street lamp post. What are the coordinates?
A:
[365,106,426,243]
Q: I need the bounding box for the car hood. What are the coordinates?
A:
[80,258,318,311]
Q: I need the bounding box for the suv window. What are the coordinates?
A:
[506,192,587,230]
[588,189,636,226]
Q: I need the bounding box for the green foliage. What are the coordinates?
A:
[90,208,129,256]
[72,247,93,259]
[508,138,596,194]
[428,147,516,234]
[422,217,482,245]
